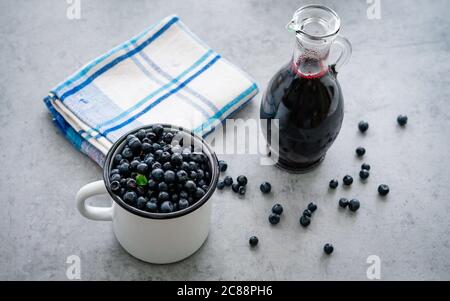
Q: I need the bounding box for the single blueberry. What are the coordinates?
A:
[164,170,176,183]
[171,153,183,166]
[158,182,168,191]
[158,191,170,202]
[268,213,281,225]
[110,181,121,193]
[189,171,198,180]
[397,115,408,126]
[238,186,246,195]
[249,236,259,247]
[119,163,130,176]
[300,215,311,227]
[129,138,142,154]
[359,169,370,180]
[178,198,189,210]
[329,179,339,189]
[349,199,360,212]
[223,176,233,186]
[147,179,157,190]
[160,151,171,162]
[152,162,162,170]
[361,163,371,171]
[136,163,149,175]
[110,168,119,175]
[343,175,354,186]
[237,175,248,186]
[136,196,147,209]
[218,160,228,172]
[339,198,349,208]
[129,160,140,171]
[142,143,153,153]
[307,202,318,212]
[378,184,390,196]
[160,201,173,213]
[176,170,188,183]
[121,147,134,160]
[303,209,312,218]
[126,178,137,190]
[356,147,366,157]
[196,169,205,180]
[123,191,137,205]
[194,188,206,199]
[260,182,272,193]
[163,132,174,144]
[153,124,164,136]
[185,180,197,192]
[162,162,173,171]
[324,243,334,255]
[216,181,225,190]
[272,204,283,215]
[136,129,147,141]
[110,173,121,182]
[231,183,240,193]
[358,121,369,133]
[145,201,157,212]
[151,168,164,181]
[113,154,123,165]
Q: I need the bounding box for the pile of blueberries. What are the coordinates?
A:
[216,163,248,196]
[108,125,212,214]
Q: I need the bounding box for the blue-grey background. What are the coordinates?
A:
[0,0,449,280]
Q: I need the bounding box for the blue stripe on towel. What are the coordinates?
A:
[53,21,160,95]
[193,83,258,134]
[92,49,214,134]
[130,55,211,119]
[101,54,221,137]
[135,43,219,113]
[59,16,179,101]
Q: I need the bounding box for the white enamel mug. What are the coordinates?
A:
[76,125,219,264]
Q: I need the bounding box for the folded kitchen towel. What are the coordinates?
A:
[43,15,258,166]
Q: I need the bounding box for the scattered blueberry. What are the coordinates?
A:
[299,215,311,227]
[323,243,334,255]
[237,175,248,186]
[260,182,272,193]
[307,202,317,212]
[329,179,339,189]
[378,184,390,196]
[268,213,281,225]
[343,175,354,186]
[218,160,228,172]
[397,115,408,126]
[238,186,246,195]
[272,204,283,215]
[231,183,240,193]
[249,236,259,247]
[361,163,371,171]
[359,169,370,180]
[303,209,312,218]
[358,121,369,133]
[356,147,366,157]
[338,198,349,208]
[349,199,360,212]
[223,176,233,186]
[217,181,225,190]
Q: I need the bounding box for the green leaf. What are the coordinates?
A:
[135,174,148,186]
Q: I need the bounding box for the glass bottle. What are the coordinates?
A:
[260,5,352,172]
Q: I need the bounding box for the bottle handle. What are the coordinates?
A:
[332,35,352,71]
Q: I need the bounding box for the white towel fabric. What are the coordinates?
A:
[43,15,258,166]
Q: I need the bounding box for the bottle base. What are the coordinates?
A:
[275,156,325,174]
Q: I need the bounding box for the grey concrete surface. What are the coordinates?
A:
[1,0,449,280]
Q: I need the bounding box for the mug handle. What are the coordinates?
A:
[76,180,113,221]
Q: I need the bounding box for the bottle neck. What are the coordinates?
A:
[291,37,331,79]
